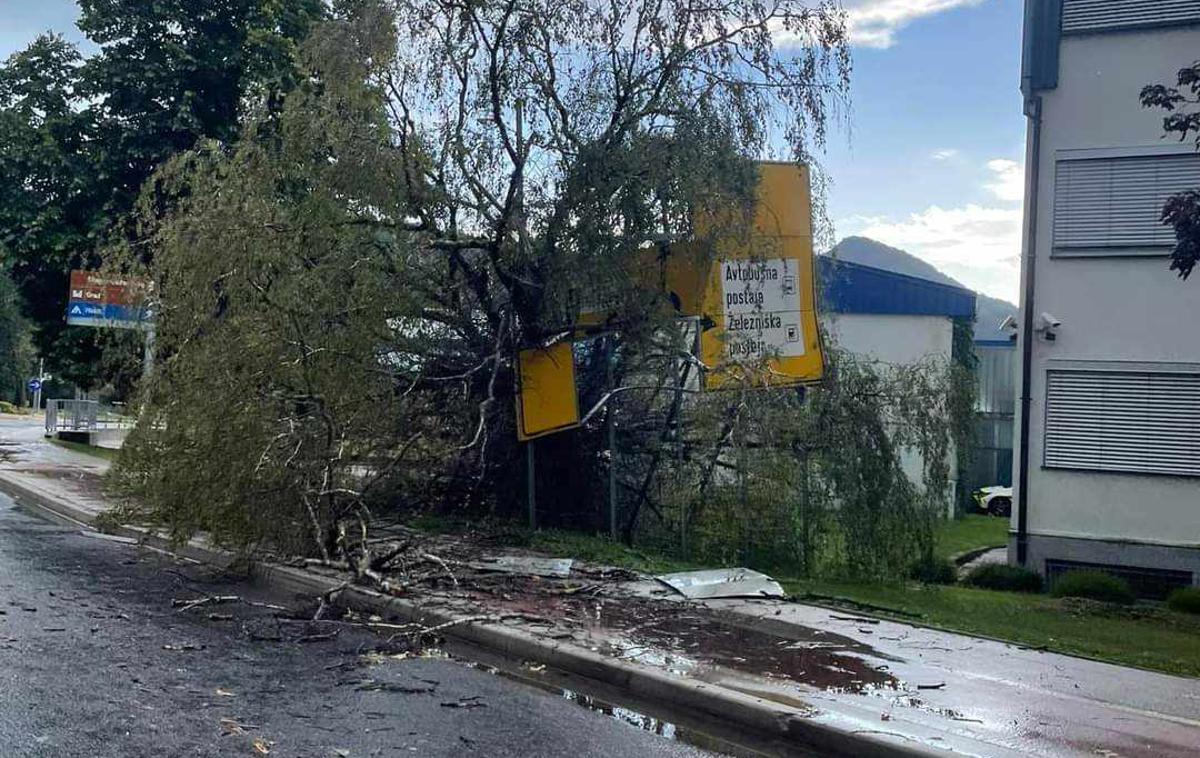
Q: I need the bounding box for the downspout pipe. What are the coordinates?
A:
[1016,94,1042,566]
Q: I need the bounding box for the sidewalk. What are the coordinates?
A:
[0,417,1197,757]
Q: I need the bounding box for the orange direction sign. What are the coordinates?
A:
[515,342,581,441]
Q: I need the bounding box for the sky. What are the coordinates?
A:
[0,0,1027,303]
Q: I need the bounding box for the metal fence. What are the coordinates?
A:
[45,400,133,434]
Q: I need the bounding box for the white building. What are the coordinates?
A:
[1015,0,1200,593]
[819,257,977,513]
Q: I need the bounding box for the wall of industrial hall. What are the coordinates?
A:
[818,257,977,514]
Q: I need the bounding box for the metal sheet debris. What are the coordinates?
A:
[655,568,785,600]
[470,555,575,578]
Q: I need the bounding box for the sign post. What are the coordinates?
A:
[66,271,153,331]
[27,377,42,411]
[66,270,156,384]
[515,342,581,441]
[698,162,825,389]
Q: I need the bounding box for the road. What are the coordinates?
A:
[0,490,714,758]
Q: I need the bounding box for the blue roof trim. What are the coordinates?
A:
[976,339,1017,348]
[817,257,977,318]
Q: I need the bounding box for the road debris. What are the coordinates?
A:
[470,555,574,579]
[173,595,288,614]
[219,717,257,736]
[655,568,785,599]
[354,679,436,694]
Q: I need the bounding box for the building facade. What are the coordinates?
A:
[973,341,1016,490]
[1016,0,1200,593]
[819,257,977,513]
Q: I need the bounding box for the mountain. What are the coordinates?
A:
[827,237,1018,343]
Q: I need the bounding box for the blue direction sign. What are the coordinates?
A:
[27,378,41,393]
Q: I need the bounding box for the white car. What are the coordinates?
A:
[975,486,1013,517]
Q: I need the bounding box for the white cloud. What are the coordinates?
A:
[931,148,959,161]
[985,158,1024,202]
[843,0,986,48]
[841,204,1022,301]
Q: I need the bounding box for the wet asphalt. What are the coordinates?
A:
[0,493,714,758]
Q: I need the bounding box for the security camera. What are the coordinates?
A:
[999,315,1018,331]
[1038,312,1062,331]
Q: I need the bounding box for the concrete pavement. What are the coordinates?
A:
[0,415,1197,757]
[0,492,715,757]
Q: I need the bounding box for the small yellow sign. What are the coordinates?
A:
[700,162,825,389]
[516,342,581,441]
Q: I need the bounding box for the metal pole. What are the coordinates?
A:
[606,338,618,539]
[680,319,700,555]
[1015,95,1044,567]
[143,325,156,382]
[526,441,537,531]
[608,413,618,539]
[33,358,43,411]
[737,413,750,565]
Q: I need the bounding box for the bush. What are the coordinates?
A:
[0,401,17,414]
[1050,571,1134,604]
[909,555,958,585]
[1167,587,1200,615]
[962,563,1043,593]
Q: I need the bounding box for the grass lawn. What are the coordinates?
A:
[50,439,120,463]
[784,578,1200,678]
[515,522,1200,678]
[934,514,1009,561]
[406,513,1198,677]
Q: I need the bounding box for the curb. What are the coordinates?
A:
[0,472,948,757]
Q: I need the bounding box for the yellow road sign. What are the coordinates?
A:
[515,342,581,441]
[699,162,825,389]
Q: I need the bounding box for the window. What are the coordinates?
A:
[1044,370,1200,477]
[1053,153,1200,257]
[1062,0,1200,35]
[1046,560,1192,600]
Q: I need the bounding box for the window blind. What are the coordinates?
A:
[1044,370,1200,477]
[1062,0,1200,34]
[1053,154,1200,254]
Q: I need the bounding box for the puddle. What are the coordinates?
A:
[488,583,899,694]
[461,657,759,756]
[597,602,898,693]
[561,688,679,738]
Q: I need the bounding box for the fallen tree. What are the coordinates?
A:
[108,2,972,583]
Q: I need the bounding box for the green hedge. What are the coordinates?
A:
[909,555,958,585]
[1050,571,1134,605]
[962,563,1043,593]
[1167,587,1200,615]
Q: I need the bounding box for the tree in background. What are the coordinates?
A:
[0,273,34,405]
[1142,61,1200,280]
[0,1,324,389]
[0,36,102,389]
